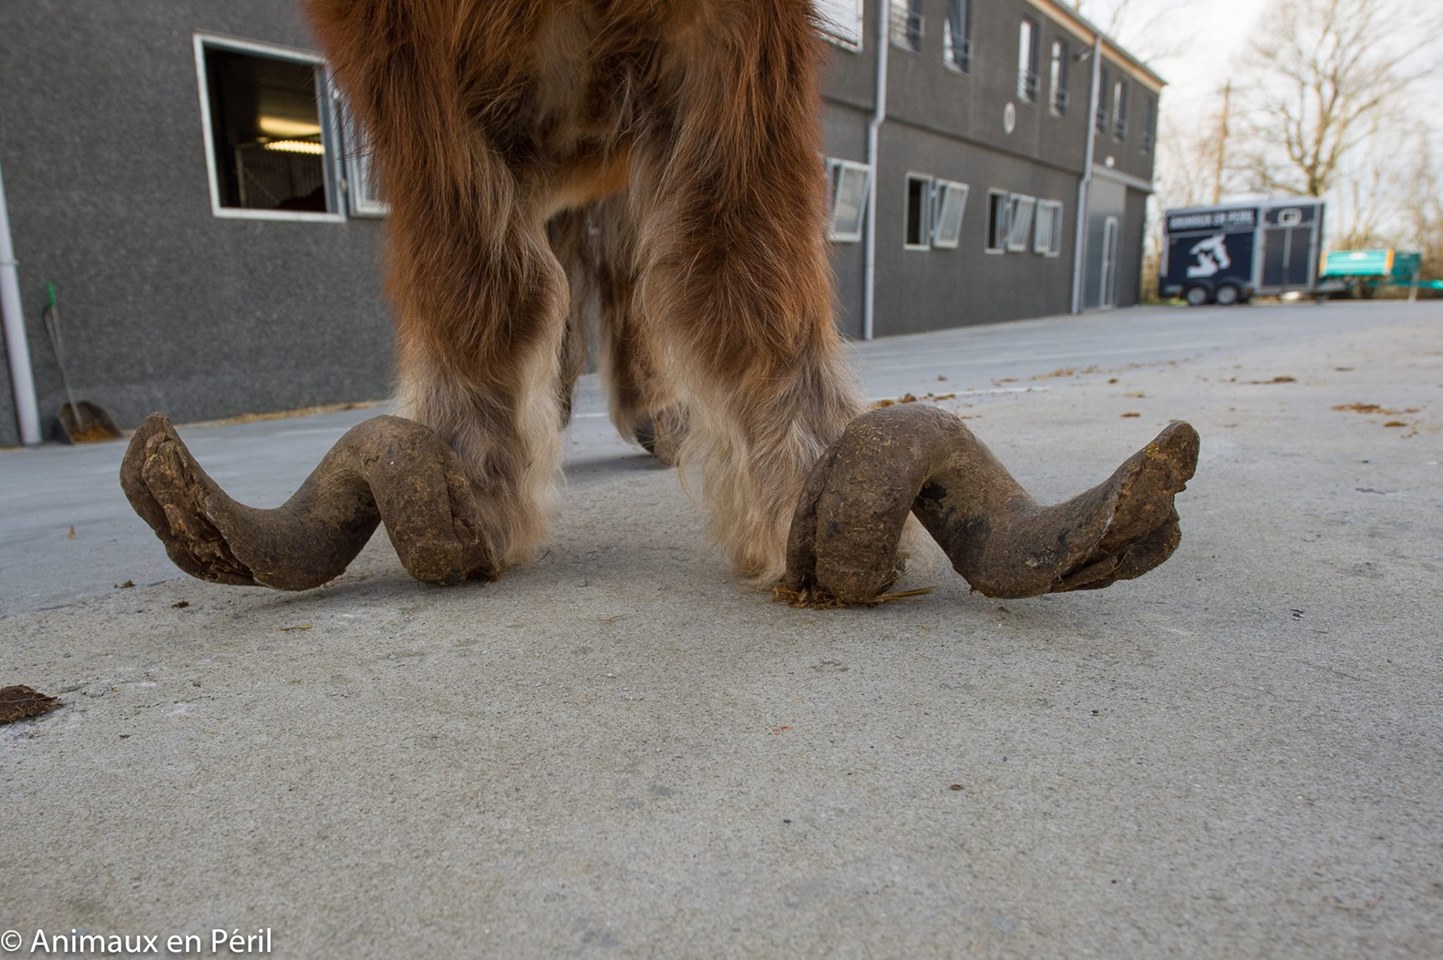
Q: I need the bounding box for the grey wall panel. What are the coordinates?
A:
[0,1,393,439]
[1092,62,1158,184]
[1119,187,1150,307]
[871,124,1078,337]
[820,101,869,161]
[1082,177,1126,309]
[820,102,871,341]
[818,26,876,110]
[882,0,1090,177]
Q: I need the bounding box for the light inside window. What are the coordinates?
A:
[202,43,331,213]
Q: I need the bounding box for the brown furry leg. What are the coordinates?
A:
[589,194,684,462]
[312,2,570,572]
[548,207,595,429]
[632,6,865,582]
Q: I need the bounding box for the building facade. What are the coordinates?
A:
[816,0,1162,338]
[0,1,1160,447]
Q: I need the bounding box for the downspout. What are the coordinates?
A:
[1070,35,1103,314]
[861,0,890,341]
[0,158,42,445]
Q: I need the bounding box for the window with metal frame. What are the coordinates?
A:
[1096,66,1111,135]
[944,0,972,72]
[931,181,970,248]
[905,173,934,249]
[826,158,871,243]
[815,0,864,50]
[1006,194,1036,252]
[1048,38,1069,115]
[891,0,924,52]
[194,34,341,220]
[1113,78,1129,139]
[985,189,1010,253]
[1017,17,1040,102]
[1033,200,1064,256]
[337,98,387,217]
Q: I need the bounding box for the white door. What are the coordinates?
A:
[1100,216,1119,308]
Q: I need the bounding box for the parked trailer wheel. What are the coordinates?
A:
[1183,284,1212,306]
[1214,283,1241,306]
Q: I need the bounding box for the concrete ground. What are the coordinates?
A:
[1,300,1440,958]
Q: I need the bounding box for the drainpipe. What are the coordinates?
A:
[1070,35,1103,314]
[861,0,891,341]
[0,158,42,445]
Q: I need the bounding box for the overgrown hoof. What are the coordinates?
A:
[120,415,264,586]
[120,413,500,591]
[781,404,1199,605]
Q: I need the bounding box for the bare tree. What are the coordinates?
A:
[1402,140,1443,281]
[1070,0,1185,62]
[1235,0,1443,197]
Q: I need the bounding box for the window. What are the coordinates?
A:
[1034,200,1064,256]
[1141,94,1157,153]
[891,0,923,53]
[1017,18,1040,102]
[338,102,387,216]
[985,189,1010,253]
[826,158,871,242]
[905,174,934,249]
[931,181,970,248]
[1096,67,1111,135]
[1048,39,1069,115]
[815,0,864,50]
[1006,194,1036,251]
[195,35,339,220]
[944,0,972,72]
[1113,78,1129,139]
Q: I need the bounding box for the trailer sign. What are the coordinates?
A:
[1166,208,1257,232]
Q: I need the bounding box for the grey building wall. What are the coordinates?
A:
[0,1,393,442]
[821,99,873,340]
[872,124,1077,336]
[885,0,1093,174]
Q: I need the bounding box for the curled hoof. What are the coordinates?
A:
[782,405,1199,605]
[120,413,500,591]
[120,415,264,586]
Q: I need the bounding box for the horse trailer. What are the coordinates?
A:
[1160,198,1326,306]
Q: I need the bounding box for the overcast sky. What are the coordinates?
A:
[1080,0,1263,111]
[1085,0,1443,112]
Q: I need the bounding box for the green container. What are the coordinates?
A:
[1322,248,1422,281]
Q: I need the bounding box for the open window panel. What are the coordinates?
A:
[814,0,864,50]
[930,180,970,249]
[1006,193,1037,252]
[195,35,342,220]
[826,158,871,243]
[1033,200,1064,256]
[985,189,1010,253]
[904,173,934,250]
[337,96,388,217]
